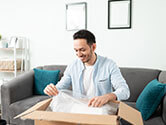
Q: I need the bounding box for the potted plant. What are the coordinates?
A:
[0,34,2,48]
[0,35,8,48]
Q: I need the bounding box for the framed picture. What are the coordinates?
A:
[108,0,132,29]
[66,2,87,31]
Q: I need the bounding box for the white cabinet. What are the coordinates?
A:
[0,37,30,83]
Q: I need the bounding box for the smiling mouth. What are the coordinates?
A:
[79,56,86,60]
[80,57,85,60]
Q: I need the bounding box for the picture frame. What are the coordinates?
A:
[108,0,132,29]
[66,2,87,31]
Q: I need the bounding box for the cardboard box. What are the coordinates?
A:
[15,98,143,125]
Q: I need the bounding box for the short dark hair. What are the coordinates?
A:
[73,30,96,45]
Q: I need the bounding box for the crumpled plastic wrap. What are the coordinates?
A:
[49,90,118,115]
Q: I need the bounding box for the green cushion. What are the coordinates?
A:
[136,79,166,120]
[33,68,60,95]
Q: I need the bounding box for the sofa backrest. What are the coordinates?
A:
[120,68,161,102]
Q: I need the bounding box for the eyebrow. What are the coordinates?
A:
[74,47,85,50]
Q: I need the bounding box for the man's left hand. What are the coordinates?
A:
[88,93,117,107]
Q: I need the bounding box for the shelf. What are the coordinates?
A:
[0,70,22,73]
[0,36,29,79]
[0,48,25,51]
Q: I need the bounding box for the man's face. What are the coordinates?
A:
[74,39,95,64]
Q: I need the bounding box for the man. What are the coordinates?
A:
[44,30,130,107]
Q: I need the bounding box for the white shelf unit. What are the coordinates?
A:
[0,37,30,82]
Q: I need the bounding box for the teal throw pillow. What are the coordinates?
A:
[33,68,60,95]
[136,79,166,120]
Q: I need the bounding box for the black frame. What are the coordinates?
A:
[66,2,87,31]
[108,0,132,29]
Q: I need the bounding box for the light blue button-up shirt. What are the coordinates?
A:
[56,54,130,100]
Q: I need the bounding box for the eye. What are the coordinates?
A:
[80,49,85,52]
[74,49,78,52]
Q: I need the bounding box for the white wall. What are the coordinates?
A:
[0,0,166,70]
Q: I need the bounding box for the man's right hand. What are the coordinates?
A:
[43,83,59,96]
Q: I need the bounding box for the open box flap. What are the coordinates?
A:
[14,98,52,119]
[21,111,119,125]
[118,102,143,125]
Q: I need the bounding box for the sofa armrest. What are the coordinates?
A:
[1,70,34,122]
[162,94,166,124]
[1,70,34,105]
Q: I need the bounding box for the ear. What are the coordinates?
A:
[92,43,96,51]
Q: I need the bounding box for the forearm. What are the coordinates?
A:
[56,77,71,90]
[112,85,130,101]
[110,62,130,101]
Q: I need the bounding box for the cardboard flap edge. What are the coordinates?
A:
[118,102,143,125]
[21,110,119,125]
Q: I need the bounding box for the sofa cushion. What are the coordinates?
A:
[144,116,165,125]
[120,68,161,102]
[9,95,49,125]
[34,68,60,95]
[136,79,166,120]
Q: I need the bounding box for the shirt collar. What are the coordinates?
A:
[79,53,100,71]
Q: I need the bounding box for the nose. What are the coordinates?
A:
[77,51,83,57]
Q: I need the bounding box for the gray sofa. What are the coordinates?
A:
[1,65,166,125]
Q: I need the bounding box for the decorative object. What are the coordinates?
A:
[0,35,8,48]
[108,0,132,29]
[0,38,8,48]
[33,68,60,95]
[0,58,22,71]
[136,79,166,120]
[8,36,18,48]
[66,2,87,31]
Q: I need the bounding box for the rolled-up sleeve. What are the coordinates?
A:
[110,63,130,101]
